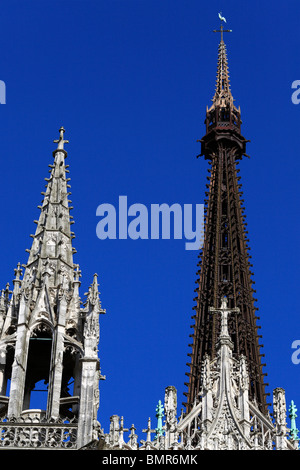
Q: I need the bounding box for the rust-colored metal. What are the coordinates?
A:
[184,35,268,415]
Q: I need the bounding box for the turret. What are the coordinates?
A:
[0,128,105,449]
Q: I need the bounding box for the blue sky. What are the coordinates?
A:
[0,0,299,438]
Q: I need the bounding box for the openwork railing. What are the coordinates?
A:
[0,414,78,449]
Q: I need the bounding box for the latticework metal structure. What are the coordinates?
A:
[185,26,268,415]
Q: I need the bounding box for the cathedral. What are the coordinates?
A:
[0,19,298,450]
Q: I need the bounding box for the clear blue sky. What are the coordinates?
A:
[0,0,299,438]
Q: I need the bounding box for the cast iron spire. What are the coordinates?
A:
[185,18,268,415]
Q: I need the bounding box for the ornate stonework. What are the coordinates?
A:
[0,129,296,451]
[0,128,105,449]
[100,298,297,451]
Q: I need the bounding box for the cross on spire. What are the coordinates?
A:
[213,12,232,43]
[209,297,239,339]
[53,126,69,150]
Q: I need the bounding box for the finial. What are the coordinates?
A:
[74,264,82,283]
[213,12,232,42]
[142,417,154,443]
[4,283,12,300]
[14,262,22,281]
[53,126,69,150]
[129,424,138,448]
[289,400,299,443]
[0,290,5,311]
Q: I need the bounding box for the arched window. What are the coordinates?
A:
[23,324,53,411]
[59,344,81,419]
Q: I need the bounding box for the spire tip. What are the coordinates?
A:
[53,126,69,150]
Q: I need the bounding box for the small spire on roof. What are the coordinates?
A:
[53,126,69,150]
[74,264,82,283]
[289,400,299,444]
[14,262,22,281]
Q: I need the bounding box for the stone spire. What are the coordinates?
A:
[21,126,75,304]
[0,128,106,450]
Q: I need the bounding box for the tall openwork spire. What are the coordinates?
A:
[185,16,268,416]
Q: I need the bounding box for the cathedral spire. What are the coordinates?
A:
[22,127,75,301]
[185,17,267,416]
[202,16,243,143]
[212,15,234,111]
[0,128,105,449]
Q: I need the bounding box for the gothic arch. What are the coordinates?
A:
[22,322,53,411]
[29,320,54,338]
[55,340,83,419]
[0,342,15,416]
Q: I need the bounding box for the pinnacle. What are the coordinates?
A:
[22,127,76,294]
[212,39,234,109]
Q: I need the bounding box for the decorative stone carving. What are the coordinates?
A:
[0,129,105,450]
